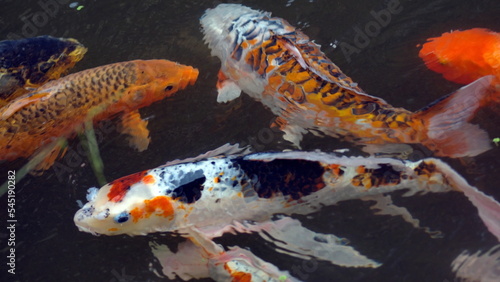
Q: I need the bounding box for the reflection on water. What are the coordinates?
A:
[0,0,499,281]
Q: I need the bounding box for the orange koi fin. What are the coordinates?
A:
[31,140,68,175]
[414,75,494,157]
[120,110,150,152]
[216,70,241,103]
[0,91,52,120]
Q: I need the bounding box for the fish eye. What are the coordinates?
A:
[114,212,130,224]
[164,85,174,91]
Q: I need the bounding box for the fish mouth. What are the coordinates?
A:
[74,204,101,235]
[179,67,199,90]
[74,222,100,236]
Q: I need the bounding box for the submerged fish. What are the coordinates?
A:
[74,145,500,280]
[201,4,494,158]
[419,28,500,85]
[0,59,198,172]
[0,36,87,104]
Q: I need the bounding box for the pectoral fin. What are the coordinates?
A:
[150,239,299,282]
[216,70,241,103]
[150,240,211,281]
[272,116,306,148]
[211,246,299,282]
[30,138,68,175]
[364,194,443,238]
[242,217,381,268]
[120,110,150,152]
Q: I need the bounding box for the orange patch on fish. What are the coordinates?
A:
[231,272,251,282]
[142,174,156,184]
[224,264,252,282]
[356,166,366,174]
[328,164,344,177]
[107,171,147,202]
[108,228,119,232]
[130,196,174,223]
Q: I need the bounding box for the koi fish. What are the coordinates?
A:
[74,144,500,280]
[200,4,494,158]
[0,59,198,172]
[419,28,500,85]
[0,36,87,104]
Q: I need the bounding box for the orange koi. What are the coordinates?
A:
[0,59,198,171]
[419,28,500,85]
[201,4,494,158]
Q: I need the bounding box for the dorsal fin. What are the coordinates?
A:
[161,143,252,167]
[274,32,389,104]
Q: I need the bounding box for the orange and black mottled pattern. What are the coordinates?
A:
[238,21,424,144]
[351,164,403,189]
[412,160,450,186]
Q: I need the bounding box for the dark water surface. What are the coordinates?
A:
[1,0,500,281]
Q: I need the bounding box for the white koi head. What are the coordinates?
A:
[74,170,185,236]
[74,155,248,236]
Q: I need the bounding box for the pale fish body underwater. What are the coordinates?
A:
[74,145,500,281]
[200,4,495,158]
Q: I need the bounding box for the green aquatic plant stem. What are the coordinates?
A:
[79,106,109,187]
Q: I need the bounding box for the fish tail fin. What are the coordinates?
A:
[430,159,500,241]
[482,76,500,104]
[413,75,494,157]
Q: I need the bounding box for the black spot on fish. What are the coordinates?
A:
[242,25,257,40]
[114,212,129,223]
[170,170,206,204]
[351,102,378,115]
[352,164,402,188]
[231,45,243,61]
[81,206,95,217]
[233,158,326,200]
[414,161,437,176]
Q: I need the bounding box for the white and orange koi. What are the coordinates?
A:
[200,4,495,158]
[74,144,500,281]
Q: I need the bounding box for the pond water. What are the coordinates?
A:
[1,0,499,281]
